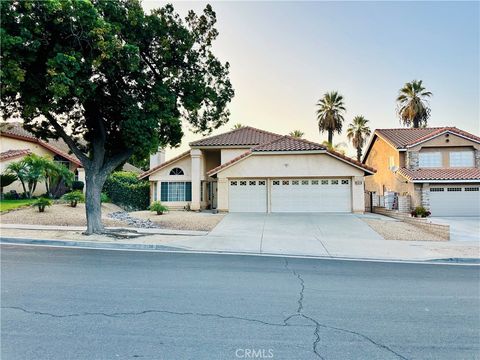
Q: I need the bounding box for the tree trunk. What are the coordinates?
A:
[84,171,107,235]
[328,130,333,145]
[413,118,419,128]
[356,147,362,162]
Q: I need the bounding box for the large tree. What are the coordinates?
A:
[1,1,234,234]
[316,91,346,144]
[396,80,432,128]
[346,115,371,161]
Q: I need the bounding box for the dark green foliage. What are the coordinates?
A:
[0,173,17,192]
[33,197,52,212]
[62,190,85,207]
[1,0,233,233]
[103,172,149,211]
[71,181,85,191]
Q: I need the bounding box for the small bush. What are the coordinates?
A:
[3,191,19,200]
[101,192,111,203]
[62,190,85,207]
[149,201,169,215]
[103,171,149,211]
[71,181,84,191]
[411,206,431,218]
[33,197,52,212]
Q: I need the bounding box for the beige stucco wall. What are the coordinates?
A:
[216,153,367,213]
[148,156,191,182]
[221,148,248,164]
[409,133,480,152]
[1,136,80,196]
[364,136,410,195]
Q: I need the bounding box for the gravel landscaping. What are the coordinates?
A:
[0,203,225,231]
[0,203,125,227]
[362,218,446,241]
[129,210,225,231]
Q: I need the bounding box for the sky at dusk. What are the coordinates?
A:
[146,1,479,159]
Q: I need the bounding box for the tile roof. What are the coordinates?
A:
[189,126,282,147]
[138,151,190,179]
[206,136,376,176]
[252,135,326,152]
[375,127,480,149]
[0,149,31,161]
[398,168,480,181]
[1,122,82,166]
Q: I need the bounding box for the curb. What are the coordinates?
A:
[0,224,207,236]
[2,237,479,265]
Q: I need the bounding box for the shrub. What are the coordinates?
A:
[62,190,85,207]
[411,206,431,218]
[101,192,111,203]
[103,171,149,211]
[33,197,52,212]
[149,201,169,215]
[71,181,85,191]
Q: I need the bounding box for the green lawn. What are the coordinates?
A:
[0,199,36,212]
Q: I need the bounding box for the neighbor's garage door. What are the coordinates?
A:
[271,178,351,213]
[229,179,267,212]
[429,185,480,216]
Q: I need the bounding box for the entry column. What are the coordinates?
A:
[190,149,203,210]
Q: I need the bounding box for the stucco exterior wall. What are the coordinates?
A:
[148,156,192,182]
[364,137,405,195]
[221,148,248,164]
[216,153,367,213]
[408,133,480,152]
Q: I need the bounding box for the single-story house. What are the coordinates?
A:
[1,122,141,196]
[139,126,376,213]
[363,126,480,216]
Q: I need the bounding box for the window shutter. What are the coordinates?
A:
[185,182,192,201]
[161,182,169,202]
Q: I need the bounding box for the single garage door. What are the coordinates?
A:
[229,179,267,212]
[429,185,480,216]
[271,178,351,213]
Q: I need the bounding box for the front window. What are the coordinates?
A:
[449,151,474,167]
[160,182,192,202]
[419,152,442,168]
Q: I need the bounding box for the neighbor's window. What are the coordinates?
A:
[449,151,474,167]
[160,182,192,202]
[169,167,184,175]
[419,152,442,168]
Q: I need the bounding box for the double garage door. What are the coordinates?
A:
[229,178,351,213]
[429,185,480,217]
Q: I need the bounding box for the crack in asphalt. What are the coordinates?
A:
[283,258,408,360]
[1,306,312,328]
[3,257,408,360]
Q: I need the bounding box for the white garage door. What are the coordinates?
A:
[430,185,480,216]
[271,178,351,213]
[229,179,267,212]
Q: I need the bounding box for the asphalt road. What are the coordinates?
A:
[1,245,479,360]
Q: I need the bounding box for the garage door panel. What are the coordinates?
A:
[430,185,480,217]
[271,179,351,213]
[229,179,267,212]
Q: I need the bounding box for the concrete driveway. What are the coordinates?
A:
[180,213,419,258]
[431,217,480,242]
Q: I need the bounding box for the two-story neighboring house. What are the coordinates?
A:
[363,127,480,216]
[139,126,376,213]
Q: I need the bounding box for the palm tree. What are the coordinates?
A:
[347,116,371,161]
[321,141,347,155]
[316,91,346,144]
[232,123,243,130]
[289,130,304,138]
[6,161,28,196]
[396,80,432,128]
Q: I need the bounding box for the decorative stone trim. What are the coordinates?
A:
[421,183,430,210]
[475,149,480,168]
[406,151,419,170]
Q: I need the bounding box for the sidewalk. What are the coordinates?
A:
[1,223,479,262]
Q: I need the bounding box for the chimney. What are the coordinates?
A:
[149,148,166,169]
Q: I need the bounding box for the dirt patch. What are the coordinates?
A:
[0,203,124,227]
[129,210,225,231]
[362,218,446,241]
